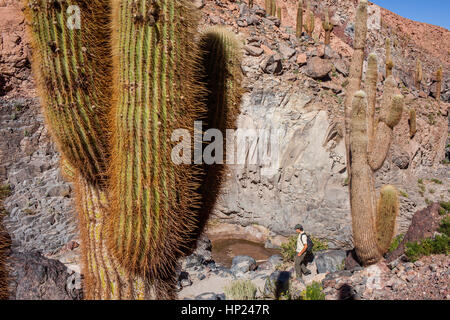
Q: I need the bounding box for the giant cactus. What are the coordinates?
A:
[23,0,242,299]
[350,85,403,265]
[346,0,403,266]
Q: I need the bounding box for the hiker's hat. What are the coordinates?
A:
[294,224,303,230]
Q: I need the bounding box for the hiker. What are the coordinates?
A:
[294,224,311,279]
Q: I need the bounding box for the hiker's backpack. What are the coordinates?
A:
[303,233,314,253]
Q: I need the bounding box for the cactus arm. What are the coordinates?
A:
[375,185,399,254]
[23,1,111,184]
[368,93,404,171]
[366,53,378,151]
[108,0,204,278]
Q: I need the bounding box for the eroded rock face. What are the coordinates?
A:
[214,78,352,248]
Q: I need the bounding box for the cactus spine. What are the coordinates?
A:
[409,108,417,138]
[322,8,333,46]
[436,66,443,101]
[415,59,423,90]
[385,38,394,78]
[346,1,403,266]
[24,0,243,299]
[296,0,303,39]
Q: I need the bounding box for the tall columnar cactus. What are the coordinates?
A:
[271,0,277,16]
[24,0,242,300]
[436,66,443,101]
[249,0,253,9]
[350,87,403,265]
[415,59,423,90]
[346,1,403,266]
[296,0,303,39]
[385,38,394,78]
[303,1,315,37]
[322,7,333,46]
[344,0,368,176]
[277,6,282,21]
[409,108,417,138]
[265,0,271,14]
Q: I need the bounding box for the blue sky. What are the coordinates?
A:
[371,0,450,30]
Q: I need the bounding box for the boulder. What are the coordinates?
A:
[260,54,283,75]
[315,250,346,274]
[278,43,296,60]
[231,255,257,273]
[263,270,290,298]
[267,254,283,267]
[304,57,333,79]
[244,45,264,57]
